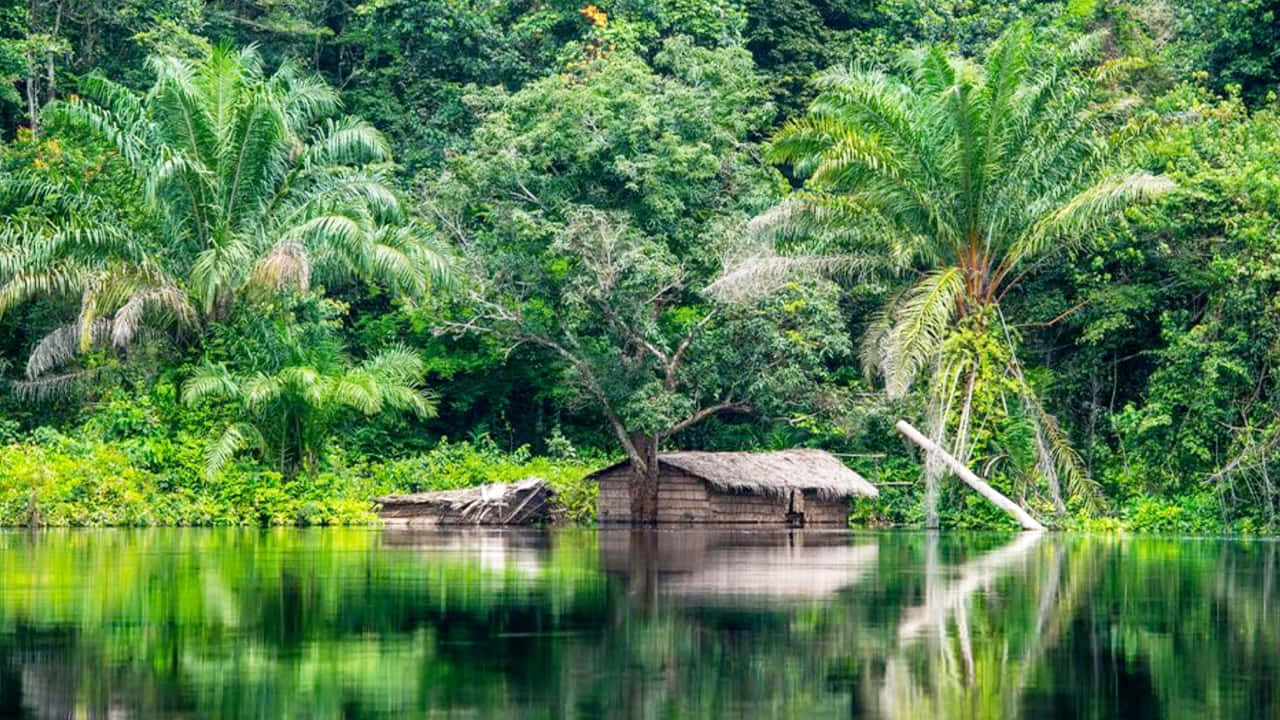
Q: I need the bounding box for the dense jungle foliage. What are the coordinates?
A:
[4,0,1280,531]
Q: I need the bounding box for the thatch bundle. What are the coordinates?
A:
[376,477,556,526]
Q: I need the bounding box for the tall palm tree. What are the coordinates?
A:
[0,44,447,391]
[717,24,1173,524]
[183,342,435,478]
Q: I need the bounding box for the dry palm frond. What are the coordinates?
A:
[709,253,884,303]
[13,369,102,403]
[25,321,113,380]
[111,285,198,348]
[250,241,312,292]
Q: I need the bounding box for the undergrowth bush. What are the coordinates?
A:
[0,424,606,527]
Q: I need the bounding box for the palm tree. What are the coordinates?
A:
[0,44,447,391]
[182,342,435,478]
[716,24,1173,524]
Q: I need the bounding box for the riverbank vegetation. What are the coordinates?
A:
[4,0,1280,531]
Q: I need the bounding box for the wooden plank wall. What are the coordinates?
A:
[597,469,632,523]
[598,469,710,523]
[800,494,854,526]
[708,491,788,523]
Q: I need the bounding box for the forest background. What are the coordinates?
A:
[3,0,1280,533]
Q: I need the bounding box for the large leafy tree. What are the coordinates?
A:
[718,23,1173,524]
[435,38,850,522]
[0,44,445,390]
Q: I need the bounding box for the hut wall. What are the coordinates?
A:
[597,467,633,523]
[655,470,712,523]
[708,491,790,523]
[707,490,849,525]
[802,495,853,526]
[597,468,711,523]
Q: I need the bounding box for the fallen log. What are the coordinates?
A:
[376,477,557,526]
[895,419,1046,532]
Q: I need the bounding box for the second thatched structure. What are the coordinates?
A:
[592,450,878,526]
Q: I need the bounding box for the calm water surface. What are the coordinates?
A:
[0,528,1276,719]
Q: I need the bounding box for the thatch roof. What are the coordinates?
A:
[591,450,878,500]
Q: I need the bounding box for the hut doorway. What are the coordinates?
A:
[786,489,806,528]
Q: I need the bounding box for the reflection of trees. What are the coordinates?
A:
[869,536,1280,720]
[0,529,611,719]
[874,533,1097,720]
[1,531,1279,718]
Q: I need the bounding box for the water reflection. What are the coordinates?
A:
[600,529,878,605]
[0,529,1276,719]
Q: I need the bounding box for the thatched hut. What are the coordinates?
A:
[591,450,878,526]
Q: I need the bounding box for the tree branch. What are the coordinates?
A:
[663,399,752,438]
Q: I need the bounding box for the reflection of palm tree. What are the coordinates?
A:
[896,531,1044,643]
[876,534,1103,720]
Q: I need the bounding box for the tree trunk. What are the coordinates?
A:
[628,433,659,525]
[24,68,40,137]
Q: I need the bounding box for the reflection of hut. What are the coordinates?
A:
[591,450,878,526]
[600,529,878,603]
[379,528,550,577]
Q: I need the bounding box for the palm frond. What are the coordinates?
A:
[189,240,254,314]
[205,422,264,479]
[221,93,289,231]
[305,118,391,168]
[25,321,112,379]
[380,385,437,418]
[0,268,87,318]
[243,372,287,413]
[13,369,102,403]
[182,365,241,405]
[46,87,150,168]
[250,241,312,293]
[361,345,426,384]
[331,372,383,415]
[882,267,964,399]
[1016,172,1174,264]
[1030,395,1101,512]
[709,253,885,303]
[112,286,198,348]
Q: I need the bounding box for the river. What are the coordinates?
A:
[0,528,1275,718]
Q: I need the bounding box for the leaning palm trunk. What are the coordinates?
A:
[712,22,1172,522]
